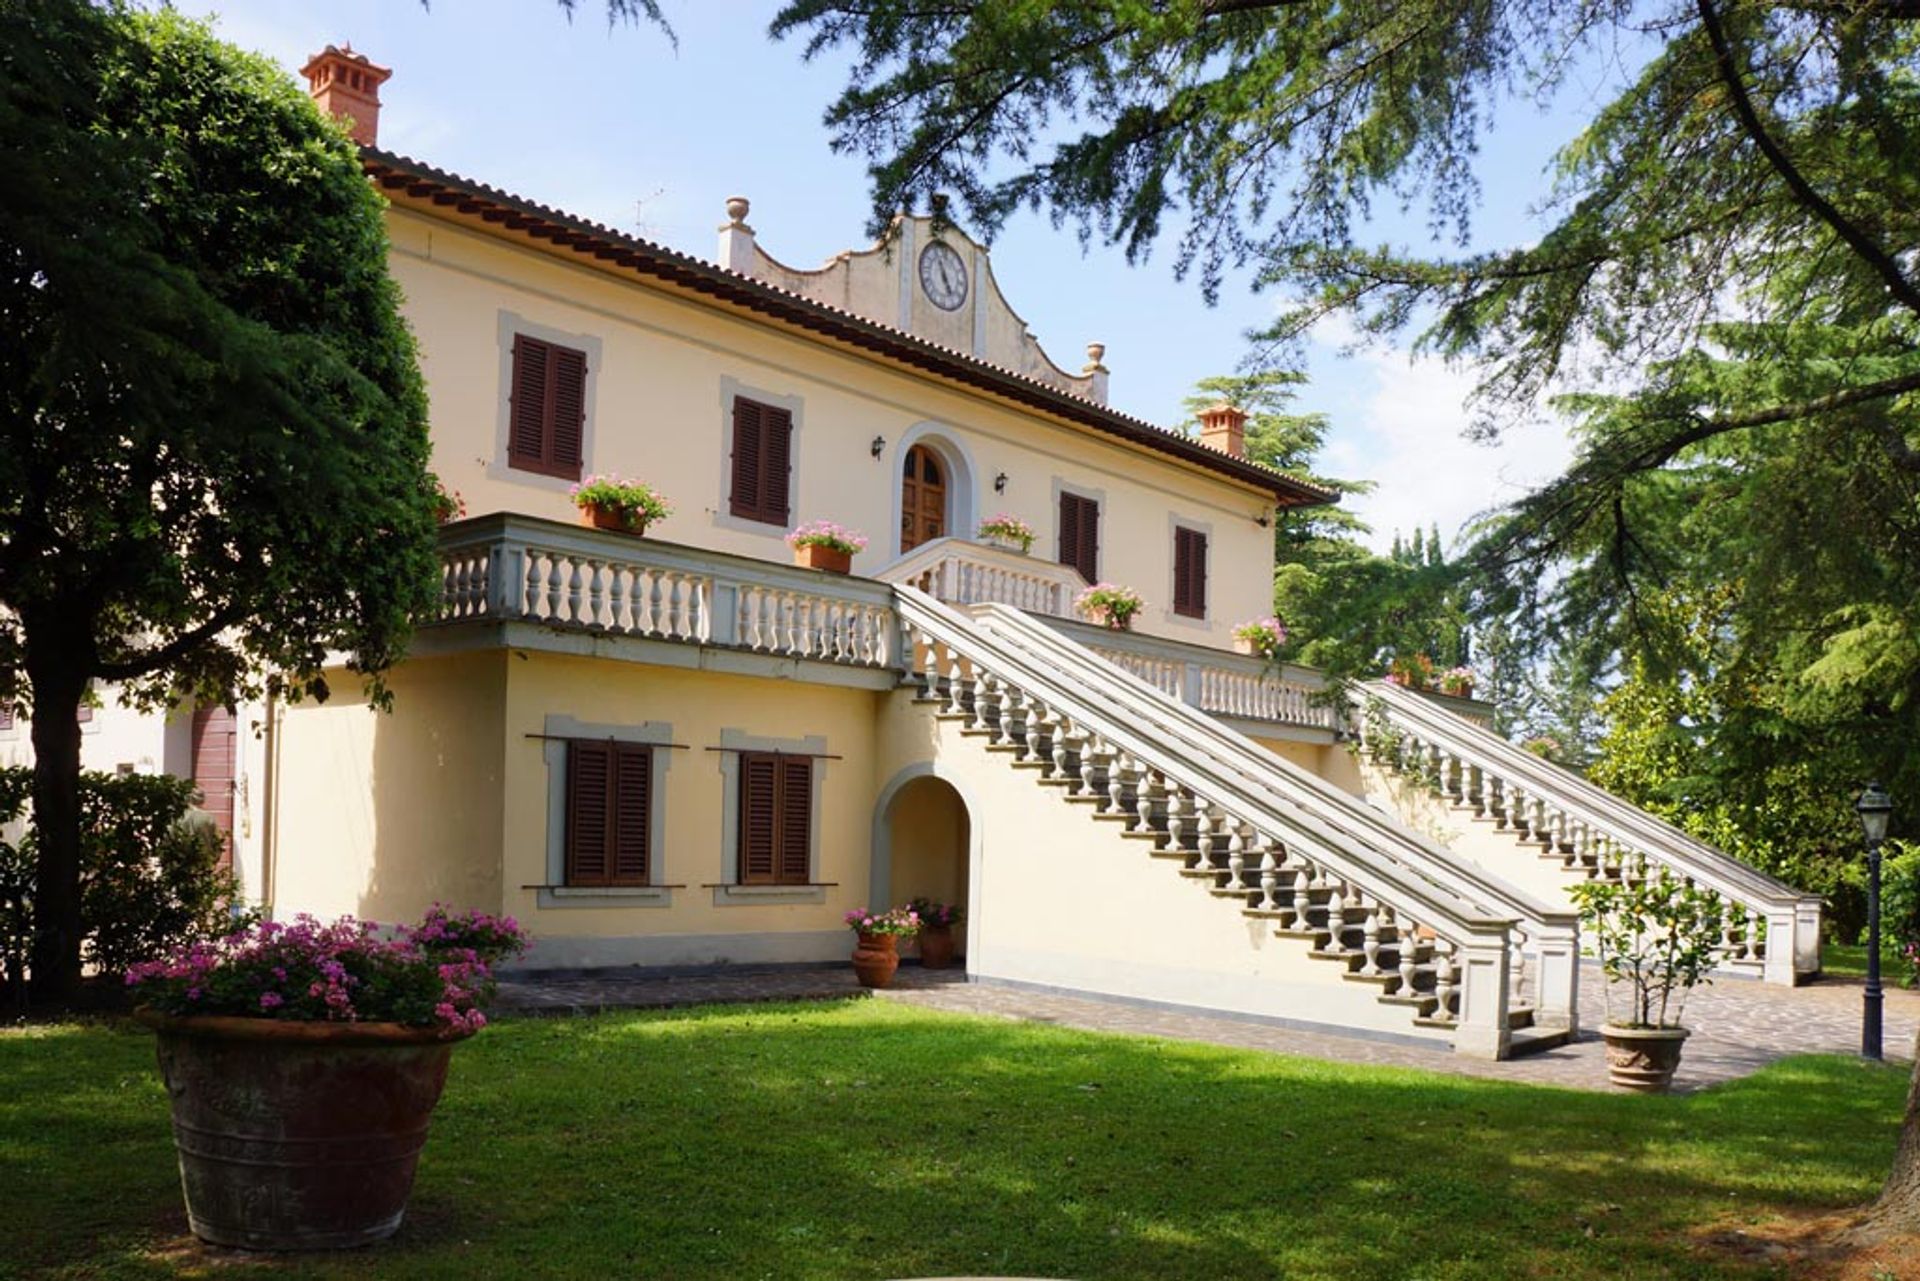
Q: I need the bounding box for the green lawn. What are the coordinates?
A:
[0,1000,1908,1280]
[1823,940,1910,982]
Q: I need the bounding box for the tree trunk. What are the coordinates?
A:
[25,655,87,1005]
[1855,1028,1920,1240]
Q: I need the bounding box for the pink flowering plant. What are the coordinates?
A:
[570,474,672,528]
[1232,617,1289,657]
[125,910,529,1034]
[975,513,1036,553]
[1075,582,1145,628]
[1384,652,1435,689]
[908,897,964,929]
[843,906,921,937]
[1438,665,1477,696]
[787,520,869,555]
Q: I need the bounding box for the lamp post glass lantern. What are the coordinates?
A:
[1858,782,1894,1060]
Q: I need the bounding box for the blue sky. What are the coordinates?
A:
[176,0,1638,550]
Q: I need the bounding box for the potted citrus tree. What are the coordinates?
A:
[127,906,528,1250]
[570,474,671,535]
[1570,869,1727,1092]
[788,520,868,573]
[843,905,920,987]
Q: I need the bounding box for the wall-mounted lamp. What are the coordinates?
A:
[870,436,887,458]
[1253,511,1271,528]
[994,471,1009,494]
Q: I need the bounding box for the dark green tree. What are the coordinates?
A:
[0,2,436,1000]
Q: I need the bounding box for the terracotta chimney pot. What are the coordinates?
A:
[300,44,391,147]
[1197,402,1248,459]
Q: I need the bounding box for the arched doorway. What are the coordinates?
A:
[879,774,970,968]
[900,443,947,552]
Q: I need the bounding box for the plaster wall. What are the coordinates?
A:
[387,208,1275,648]
[272,652,506,922]
[876,692,1452,1044]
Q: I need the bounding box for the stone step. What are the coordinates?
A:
[1506,1024,1575,1057]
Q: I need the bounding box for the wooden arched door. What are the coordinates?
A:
[900,444,947,552]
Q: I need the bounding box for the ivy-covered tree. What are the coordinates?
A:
[0,3,436,1000]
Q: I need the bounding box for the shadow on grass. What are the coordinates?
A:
[0,1001,1908,1281]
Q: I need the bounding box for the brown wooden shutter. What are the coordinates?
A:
[1059,492,1099,583]
[566,740,613,886]
[508,334,586,479]
[551,346,587,473]
[1174,527,1208,618]
[738,752,779,883]
[509,335,551,466]
[729,398,765,520]
[611,743,652,885]
[729,398,793,525]
[776,756,812,885]
[762,405,793,525]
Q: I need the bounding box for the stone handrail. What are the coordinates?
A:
[875,536,1087,618]
[898,587,1525,1057]
[976,603,1578,1032]
[1356,678,1822,983]
[1038,615,1340,733]
[433,514,898,669]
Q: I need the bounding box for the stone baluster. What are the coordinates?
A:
[1258,839,1279,911]
[943,650,968,716]
[1133,762,1158,835]
[1292,861,1315,929]
[1002,687,1029,754]
[1053,720,1078,790]
[1320,881,1348,956]
[979,673,1008,740]
[1433,942,1457,1022]
[1226,823,1248,891]
[1107,749,1131,817]
[1025,698,1049,767]
[1165,787,1188,854]
[1193,797,1216,868]
[1398,915,1420,995]
[1361,907,1382,976]
[1466,762,1486,817]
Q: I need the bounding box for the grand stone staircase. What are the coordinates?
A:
[896,589,1578,1059]
[1351,680,1823,985]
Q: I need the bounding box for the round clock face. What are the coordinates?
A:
[919,241,968,311]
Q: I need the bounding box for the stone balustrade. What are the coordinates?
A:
[1355,679,1823,984]
[433,514,898,671]
[898,588,1533,1057]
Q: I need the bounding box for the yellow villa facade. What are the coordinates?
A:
[7,48,1824,1062]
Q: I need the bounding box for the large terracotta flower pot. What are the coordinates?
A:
[138,1010,473,1251]
[851,932,901,988]
[794,543,852,574]
[579,504,647,536]
[1601,1024,1689,1092]
[918,924,957,971]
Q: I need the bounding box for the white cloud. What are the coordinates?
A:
[1312,317,1575,554]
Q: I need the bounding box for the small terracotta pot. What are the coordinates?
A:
[918,924,957,970]
[851,932,900,988]
[1232,636,1259,656]
[794,543,853,574]
[1601,1024,1689,1092]
[579,504,647,536]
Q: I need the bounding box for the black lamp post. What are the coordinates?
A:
[1857,781,1894,1060]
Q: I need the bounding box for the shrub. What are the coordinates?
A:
[0,768,240,989]
[1570,869,1728,1028]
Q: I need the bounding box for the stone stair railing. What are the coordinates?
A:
[879,536,1087,619]
[973,602,1579,1040]
[898,587,1535,1058]
[1355,679,1822,984]
[434,514,898,670]
[1037,615,1341,734]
